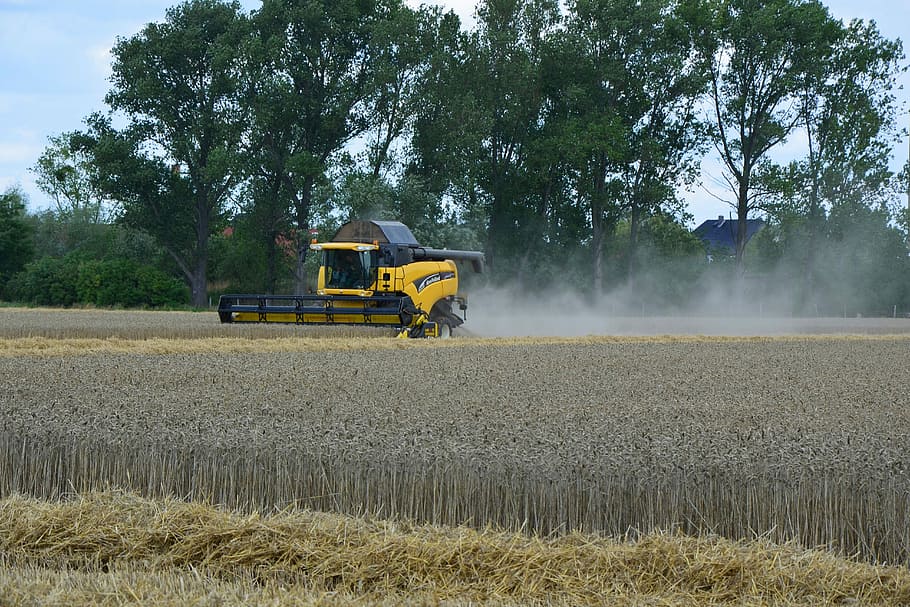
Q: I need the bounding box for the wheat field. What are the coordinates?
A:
[2,306,910,604]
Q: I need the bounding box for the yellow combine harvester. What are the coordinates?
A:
[217,220,485,338]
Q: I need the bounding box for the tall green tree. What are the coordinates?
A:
[823,203,910,315]
[544,0,629,292]
[102,0,247,306]
[32,132,112,223]
[787,18,904,310]
[408,9,471,195]
[467,0,558,272]
[0,186,34,295]
[75,115,199,281]
[551,0,707,291]
[618,0,707,285]
[413,0,559,273]
[702,0,840,273]
[362,5,440,178]
[244,0,413,294]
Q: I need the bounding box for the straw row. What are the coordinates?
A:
[2,491,909,605]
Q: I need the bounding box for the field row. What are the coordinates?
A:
[3,306,910,339]
[3,335,910,563]
[4,340,909,474]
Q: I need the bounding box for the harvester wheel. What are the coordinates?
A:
[429,299,461,339]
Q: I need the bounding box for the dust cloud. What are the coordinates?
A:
[460,287,910,338]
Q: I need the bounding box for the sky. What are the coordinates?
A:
[0,0,907,225]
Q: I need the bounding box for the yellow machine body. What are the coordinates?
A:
[218,221,483,337]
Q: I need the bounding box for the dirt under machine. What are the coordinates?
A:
[217,220,485,337]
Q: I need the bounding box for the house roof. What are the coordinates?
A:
[693,216,765,253]
[332,220,420,245]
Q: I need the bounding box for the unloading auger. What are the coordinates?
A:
[217,220,485,338]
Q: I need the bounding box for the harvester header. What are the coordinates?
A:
[217,220,484,338]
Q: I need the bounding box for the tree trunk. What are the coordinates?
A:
[735,178,750,276]
[486,174,508,274]
[265,229,278,294]
[803,204,821,314]
[803,121,821,314]
[628,201,641,289]
[592,220,604,294]
[591,168,607,294]
[486,202,500,273]
[259,175,282,294]
[190,258,208,307]
[191,191,210,307]
[292,177,315,295]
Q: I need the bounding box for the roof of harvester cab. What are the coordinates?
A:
[332,220,420,246]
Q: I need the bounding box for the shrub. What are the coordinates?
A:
[8,254,188,308]
[6,255,80,306]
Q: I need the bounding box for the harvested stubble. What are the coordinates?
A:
[3,330,910,566]
[0,307,390,340]
[1,491,909,606]
[4,306,910,341]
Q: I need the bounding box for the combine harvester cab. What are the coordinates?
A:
[218,220,484,338]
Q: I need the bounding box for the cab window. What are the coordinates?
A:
[325,250,377,289]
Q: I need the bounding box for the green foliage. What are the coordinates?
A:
[750,16,907,314]
[412,0,559,273]
[74,259,189,308]
[208,221,297,295]
[822,204,909,315]
[29,0,908,315]
[26,209,163,265]
[605,214,707,306]
[332,172,481,250]
[8,254,188,308]
[640,214,706,260]
[242,0,418,293]
[6,256,80,306]
[32,132,111,222]
[99,0,247,306]
[77,116,197,259]
[3,187,185,308]
[749,204,910,316]
[702,0,842,267]
[0,187,35,296]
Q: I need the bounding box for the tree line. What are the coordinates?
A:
[1,0,908,315]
